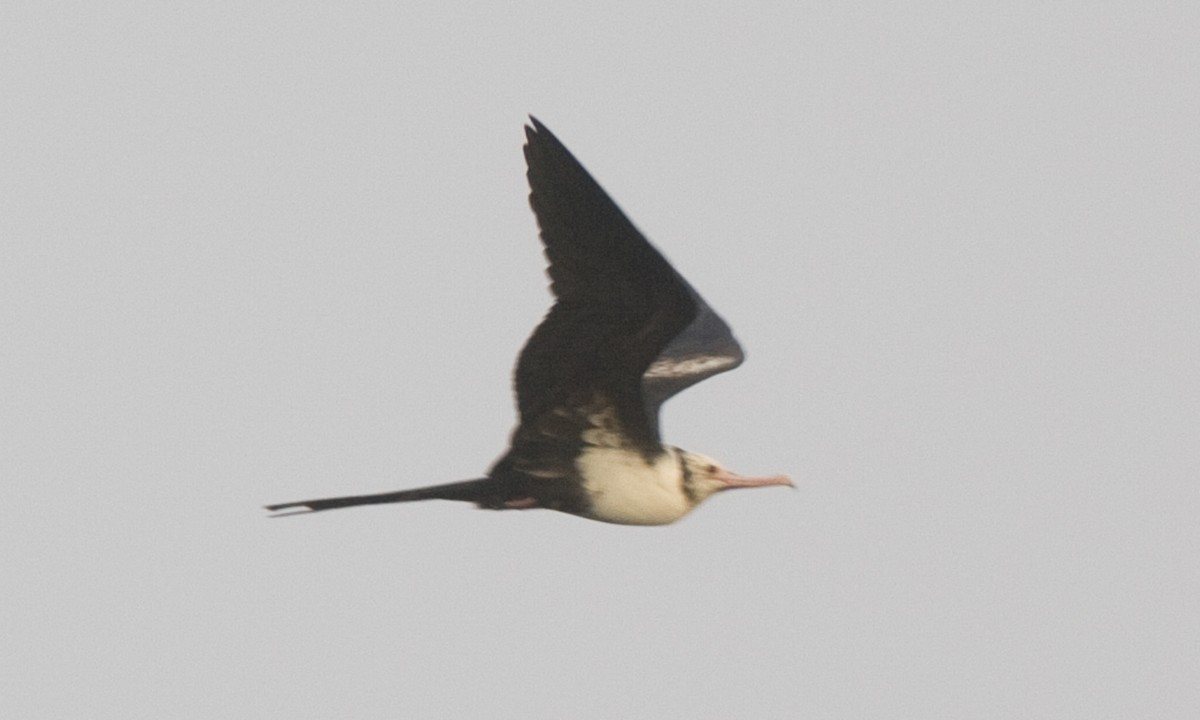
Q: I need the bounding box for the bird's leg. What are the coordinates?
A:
[503,497,539,509]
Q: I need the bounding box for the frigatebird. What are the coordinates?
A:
[265,118,791,525]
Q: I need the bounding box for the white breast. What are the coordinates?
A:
[576,446,690,525]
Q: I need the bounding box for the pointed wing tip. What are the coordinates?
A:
[523,116,540,162]
[523,116,564,154]
[524,115,542,143]
[523,116,570,184]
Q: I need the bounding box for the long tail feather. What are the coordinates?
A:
[265,478,492,515]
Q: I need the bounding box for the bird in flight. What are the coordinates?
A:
[266,118,791,525]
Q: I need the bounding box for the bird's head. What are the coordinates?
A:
[678,450,794,505]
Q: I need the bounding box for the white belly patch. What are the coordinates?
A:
[576,446,690,525]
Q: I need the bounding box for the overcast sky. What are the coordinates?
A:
[4,3,1198,719]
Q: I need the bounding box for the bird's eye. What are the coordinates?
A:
[706,464,717,473]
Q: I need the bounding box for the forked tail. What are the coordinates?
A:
[265,478,492,516]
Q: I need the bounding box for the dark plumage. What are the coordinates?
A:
[266,118,790,525]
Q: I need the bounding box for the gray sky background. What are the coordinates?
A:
[4,3,1198,718]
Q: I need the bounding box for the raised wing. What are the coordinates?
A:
[515,118,742,449]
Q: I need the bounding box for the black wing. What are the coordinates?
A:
[514,118,742,451]
[640,287,744,412]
